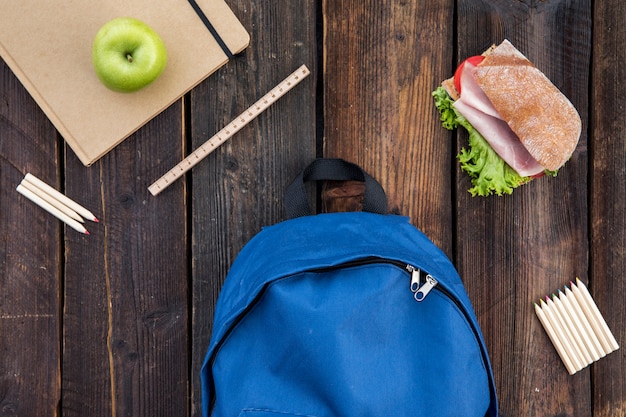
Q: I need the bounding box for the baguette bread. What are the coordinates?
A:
[474,40,581,171]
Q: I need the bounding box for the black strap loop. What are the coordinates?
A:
[284,158,387,219]
[188,0,234,59]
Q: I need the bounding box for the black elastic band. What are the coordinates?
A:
[188,0,234,59]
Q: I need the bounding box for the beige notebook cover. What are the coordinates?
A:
[0,0,249,166]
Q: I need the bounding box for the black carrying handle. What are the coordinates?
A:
[284,158,387,219]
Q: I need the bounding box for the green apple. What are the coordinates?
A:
[92,17,167,92]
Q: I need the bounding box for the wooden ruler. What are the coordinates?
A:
[149,64,311,196]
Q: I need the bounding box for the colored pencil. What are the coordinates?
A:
[19,180,84,223]
[535,302,577,375]
[551,292,592,366]
[564,285,606,358]
[558,289,600,363]
[542,297,583,372]
[573,278,619,352]
[534,279,620,375]
[16,184,89,235]
[23,173,99,222]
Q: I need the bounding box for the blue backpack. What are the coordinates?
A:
[201,159,498,417]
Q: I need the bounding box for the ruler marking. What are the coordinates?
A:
[148,65,310,196]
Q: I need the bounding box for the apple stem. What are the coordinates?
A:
[126,53,133,63]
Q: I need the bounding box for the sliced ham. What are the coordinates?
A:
[456,63,502,119]
[452,63,545,177]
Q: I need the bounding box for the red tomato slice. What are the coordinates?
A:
[453,55,485,95]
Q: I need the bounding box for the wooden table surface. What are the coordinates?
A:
[1,1,624,416]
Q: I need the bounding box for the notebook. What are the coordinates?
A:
[0,0,250,166]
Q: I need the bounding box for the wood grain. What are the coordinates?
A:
[323,0,455,254]
[1,0,626,416]
[455,1,592,416]
[0,59,62,416]
[591,0,626,415]
[61,100,188,416]
[189,1,318,415]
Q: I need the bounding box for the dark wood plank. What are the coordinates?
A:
[0,58,62,416]
[323,0,455,252]
[3,1,626,416]
[189,1,318,415]
[61,101,188,416]
[455,1,592,416]
[591,0,626,415]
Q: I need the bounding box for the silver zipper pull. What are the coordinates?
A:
[408,266,421,293]
[414,274,438,302]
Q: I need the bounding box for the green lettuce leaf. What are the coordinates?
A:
[432,86,459,130]
[432,86,531,197]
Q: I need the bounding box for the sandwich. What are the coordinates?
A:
[432,39,581,196]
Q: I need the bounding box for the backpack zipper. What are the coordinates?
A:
[307,256,438,302]
[302,257,494,410]
[406,264,438,301]
[301,257,494,404]
[207,256,489,414]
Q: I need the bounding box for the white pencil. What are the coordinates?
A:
[535,301,577,375]
[551,293,591,366]
[23,173,99,222]
[19,179,84,223]
[564,285,606,358]
[543,296,584,372]
[558,289,600,363]
[16,184,89,235]
[573,278,619,352]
